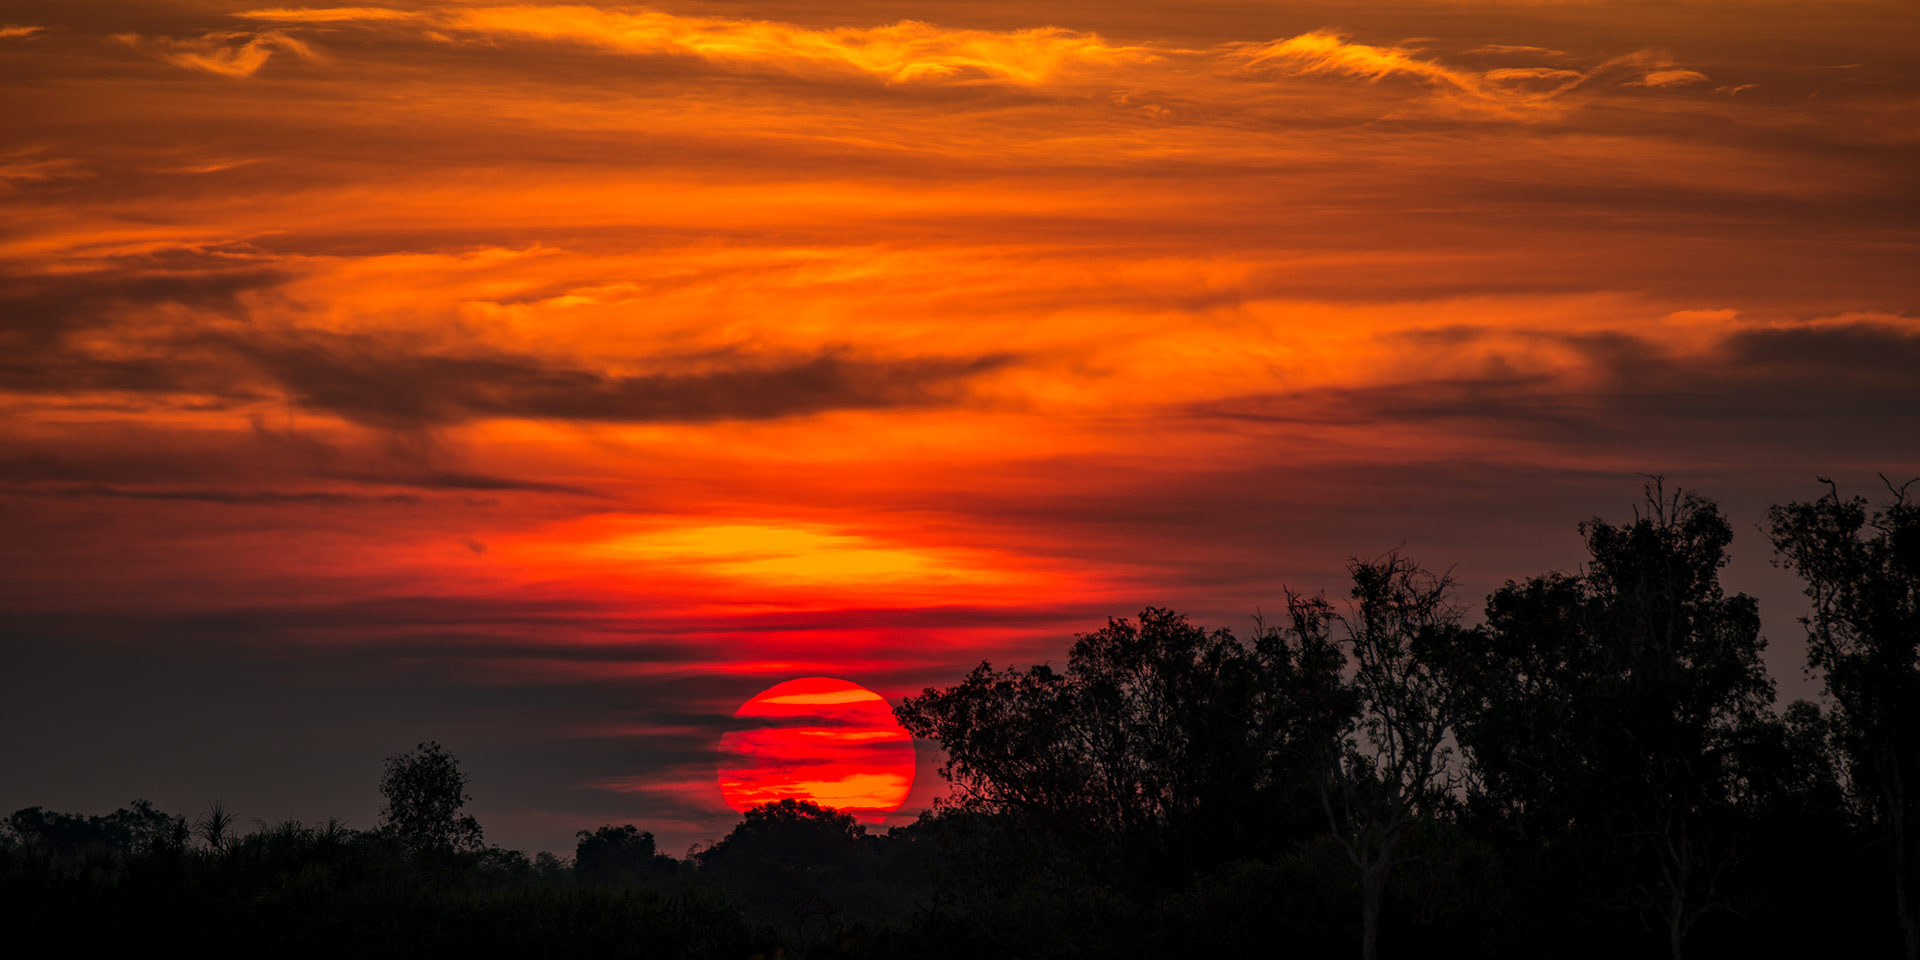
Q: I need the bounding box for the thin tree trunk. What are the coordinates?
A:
[1361,860,1388,960]
[1891,752,1917,960]
[1665,818,1690,960]
[1902,898,1918,960]
[1897,835,1917,960]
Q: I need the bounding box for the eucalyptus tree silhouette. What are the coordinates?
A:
[1449,481,1772,960]
[1771,476,1920,960]
[379,740,483,857]
[1286,552,1470,960]
[896,606,1351,886]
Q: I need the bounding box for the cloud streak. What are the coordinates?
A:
[116,29,324,77]
[1229,31,1706,113]
[217,4,1716,111]
[235,337,1014,427]
[6,326,1013,427]
[236,6,425,23]
[15,484,429,505]
[442,5,1161,85]
[1187,317,1920,461]
[229,3,1161,85]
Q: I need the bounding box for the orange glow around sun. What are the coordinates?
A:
[717,677,916,820]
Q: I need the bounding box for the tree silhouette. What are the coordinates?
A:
[1287,553,1467,960]
[896,607,1351,884]
[1771,476,1920,959]
[378,740,483,857]
[1451,481,1772,960]
[697,799,875,943]
[574,824,676,884]
[3,800,179,859]
[12,480,1913,958]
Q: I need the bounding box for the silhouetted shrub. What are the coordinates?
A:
[574,823,678,885]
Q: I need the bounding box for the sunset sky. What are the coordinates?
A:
[3,0,1916,854]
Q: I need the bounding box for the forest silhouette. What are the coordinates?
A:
[4,478,1916,959]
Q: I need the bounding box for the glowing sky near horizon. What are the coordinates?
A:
[1,0,1915,853]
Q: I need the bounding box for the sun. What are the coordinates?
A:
[717,677,916,821]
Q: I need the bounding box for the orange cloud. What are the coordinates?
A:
[1232,31,1485,91]
[1229,31,1703,115]
[116,29,324,77]
[1632,69,1710,87]
[0,150,83,185]
[203,5,1725,113]
[235,4,1161,86]
[1465,43,1566,58]
[442,5,1159,85]
[1484,66,1584,82]
[0,25,43,39]
[235,6,425,22]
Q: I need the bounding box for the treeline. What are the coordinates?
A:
[0,743,776,957]
[891,478,1917,960]
[3,478,1914,959]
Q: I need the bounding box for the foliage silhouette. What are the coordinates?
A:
[3,800,179,859]
[1447,480,1774,960]
[574,823,678,885]
[1286,553,1470,960]
[5,479,1910,958]
[693,797,938,947]
[379,740,484,858]
[196,800,236,852]
[1771,475,1920,959]
[896,605,1351,892]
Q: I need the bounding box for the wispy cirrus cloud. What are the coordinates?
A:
[1232,31,1494,92]
[446,6,1163,85]
[234,6,425,23]
[219,4,1714,110]
[115,28,324,77]
[0,152,85,186]
[1631,69,1710,88]
[1465,43,1567,58]
[1229,30,1706,113]
[233,3,1161,85]
[1483,66,1584,82]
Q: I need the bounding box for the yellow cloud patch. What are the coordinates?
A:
[443,5,1159,85]
[236,7,424,22]
[1633,69,1710,87]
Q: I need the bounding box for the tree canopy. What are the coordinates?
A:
[379,740,484,857]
